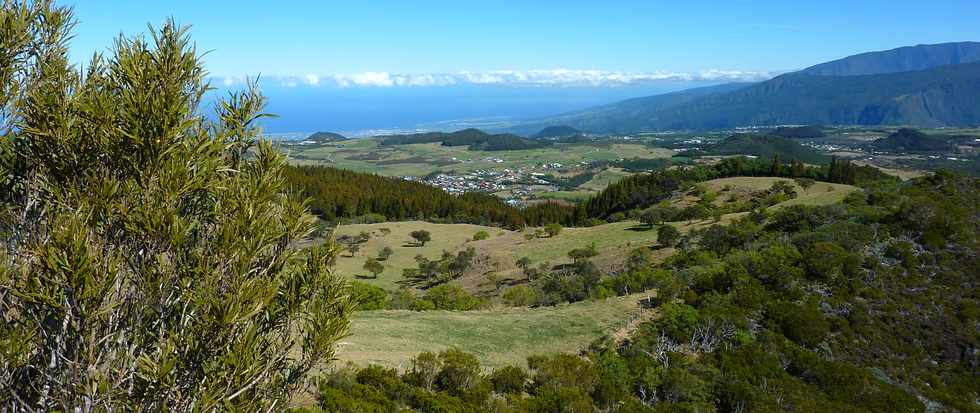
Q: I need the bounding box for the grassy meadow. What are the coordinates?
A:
[337,292,650,370]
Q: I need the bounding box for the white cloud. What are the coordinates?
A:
[215,69,774,89]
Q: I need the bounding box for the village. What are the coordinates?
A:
[416,167,557,196]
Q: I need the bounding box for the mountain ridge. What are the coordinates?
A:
[802,41,980,76]
[511,42,980,133]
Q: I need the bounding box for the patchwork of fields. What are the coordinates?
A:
[283,139,672,177]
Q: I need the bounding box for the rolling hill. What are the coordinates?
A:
[870,128,955,152]
[307,131,347,142]
[378,128,551,151]
[681,134,828,163]
[514,42,980,133]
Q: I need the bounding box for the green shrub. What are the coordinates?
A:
[423,284,487,311]
[472,230,490,241]
[769,301,830,347]
[502,284,537,307]
[349,281,388,310]
[490,366,528,394]
[658,302,700,341]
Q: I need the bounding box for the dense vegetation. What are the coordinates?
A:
[309,172,978,412]
[0,5,353,410]
[680,134,828,164]
[378,128,551,151]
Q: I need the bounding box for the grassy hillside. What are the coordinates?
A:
[332,221,500,290]
[337,292,651,370]
[329,177,858,292]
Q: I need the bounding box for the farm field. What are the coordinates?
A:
[336,292,652,370]
[282,138,672,177]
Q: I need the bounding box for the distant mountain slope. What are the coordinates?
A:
[532,125,582,139]
[649,62,980,130]
[512,43,980,133]
[870,128,955,152]
[802,42,980,76]
[534,62,980,132]
[681,134,828,163]
[308,131,347,142]
[507,83,752,134]
[770,125,825,139]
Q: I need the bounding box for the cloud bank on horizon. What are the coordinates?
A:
[219,68,774,89]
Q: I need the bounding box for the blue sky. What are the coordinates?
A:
[63,1,980,133]
[67,0,980,77]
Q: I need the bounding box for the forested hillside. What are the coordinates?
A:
[284,166,525,227]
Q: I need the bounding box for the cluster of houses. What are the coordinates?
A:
[419,168,556,194]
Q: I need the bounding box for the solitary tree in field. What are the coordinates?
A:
[411,230,432,246]
[0,4,353,410]
[363,258,385,278]
[378,246,394,260]
[658,225,681,247]
[544,223,563,237]
[640,208,662,228]
[348,243,361,257]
